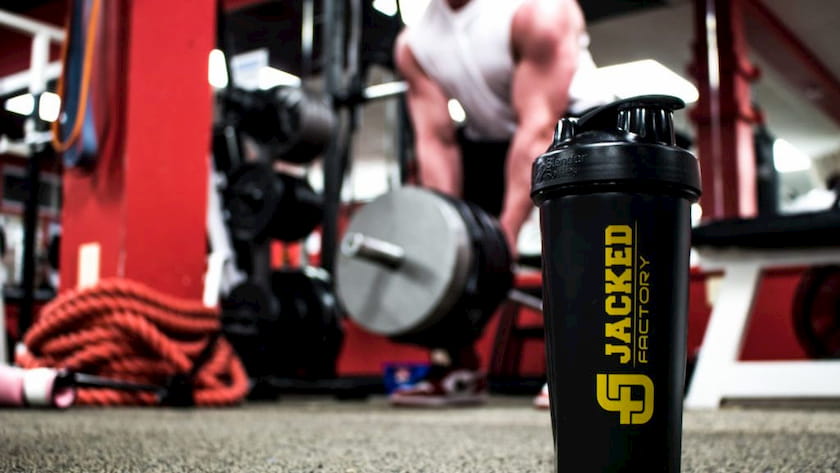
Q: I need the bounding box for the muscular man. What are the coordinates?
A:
[390,0,612,406]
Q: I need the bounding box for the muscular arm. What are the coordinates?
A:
[500,0,584,252]
[394,32,462,196]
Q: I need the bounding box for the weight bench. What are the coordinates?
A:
[685,210,840,408]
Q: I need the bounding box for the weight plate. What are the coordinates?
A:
[272,173,324,242]
[226,162,283,242]
[792,266,840,358]
[271,268,344,379]
[220,280,280,378]
[335,187,472,337]
[272,88,336,164]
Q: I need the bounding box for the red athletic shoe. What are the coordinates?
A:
[389,368,488,407]
[533,382,550,409]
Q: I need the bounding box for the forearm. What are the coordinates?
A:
[500,124,555,253]
[416,137,462,196]
[394,32,463,197]
[501,0,582,253]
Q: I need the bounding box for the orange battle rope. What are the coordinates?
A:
[51,0,102,153]
[15,279,249,406]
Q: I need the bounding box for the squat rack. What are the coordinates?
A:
[319,0,411,275]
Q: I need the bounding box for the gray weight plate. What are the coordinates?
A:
[335,187,473,337]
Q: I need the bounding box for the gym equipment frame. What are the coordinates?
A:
[686,246,840,408]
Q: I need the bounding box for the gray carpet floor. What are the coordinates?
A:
[2,397,840,472]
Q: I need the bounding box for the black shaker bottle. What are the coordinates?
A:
[531,95,701,472]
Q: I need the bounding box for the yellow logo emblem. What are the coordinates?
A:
[596,374,654,425]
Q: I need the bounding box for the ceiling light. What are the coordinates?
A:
[38,92,61,122]
[4,92,61,122]
[398,0,430,26]
[208,49,229,89]
[258,67,301,90]
[773,138,811,173]
[596,59,700,104]
[447,99,466,123]
[4,93,34,116]
[373,0,399,16]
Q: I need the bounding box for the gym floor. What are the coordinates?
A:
[2,397,839,472]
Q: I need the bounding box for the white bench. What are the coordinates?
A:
[685,217,840,408]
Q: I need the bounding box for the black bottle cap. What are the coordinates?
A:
[531,95,702,205]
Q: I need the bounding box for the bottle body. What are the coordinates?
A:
[539,190,691,472]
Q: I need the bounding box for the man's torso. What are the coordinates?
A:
[406,0,609,141]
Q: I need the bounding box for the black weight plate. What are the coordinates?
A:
[272,88,336,165]
[272,268,344,379]
[221,280,279,335]
[226,162,283,242]
[272,174,324,242]
[792,266,840,358]
[454,198,513,316]
[221,280,281,378]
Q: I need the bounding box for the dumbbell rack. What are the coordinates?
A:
[212,6,347,394]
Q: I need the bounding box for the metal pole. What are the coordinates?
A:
[0,136,30,157]
[320,0,345,275]
[341,0,363,183]
[19,131,46,337]
[0,62,62,97]
[340,232,406,269]
[0,10,66,42]
[19,32,53,337]
[362,81,408,101]
[215,0,234,90]
[396,95,412,184]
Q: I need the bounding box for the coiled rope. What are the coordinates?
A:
[16,279,248,406]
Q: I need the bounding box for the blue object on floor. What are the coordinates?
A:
[383,362,429,394]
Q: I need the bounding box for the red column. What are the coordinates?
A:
[689,0,761,221]
[59,0,215,299]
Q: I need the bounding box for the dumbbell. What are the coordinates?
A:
[225,162,323,243]
[334,186,515,348]
[221,267,344,382]
[223,86,336,165]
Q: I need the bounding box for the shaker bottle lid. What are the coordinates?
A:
[531,95,702,205]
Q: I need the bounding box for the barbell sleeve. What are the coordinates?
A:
[508,289,543,312]
[341,232,405,269]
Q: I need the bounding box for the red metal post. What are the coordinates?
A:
[59,0,215,299]
[690,0,760,220]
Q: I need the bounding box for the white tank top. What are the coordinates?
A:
[406,0,609,141]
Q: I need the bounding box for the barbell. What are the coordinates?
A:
[334,186,514,348]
